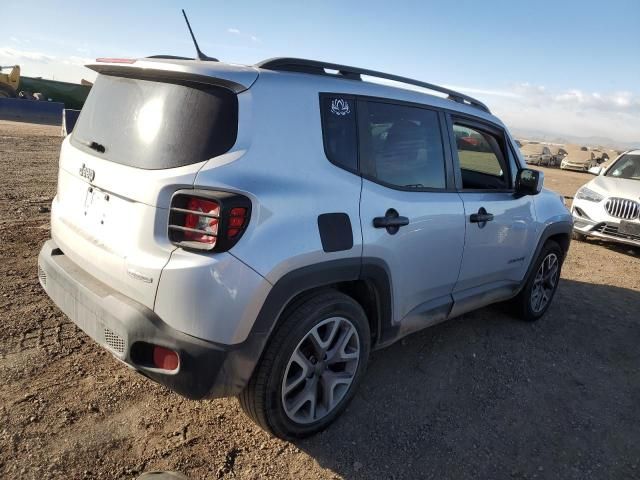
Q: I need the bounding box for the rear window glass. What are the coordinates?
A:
[71,74,238,169]
[363,101,446,189]
[320,94,358,171]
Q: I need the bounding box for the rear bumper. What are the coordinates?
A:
[38,240,267,399]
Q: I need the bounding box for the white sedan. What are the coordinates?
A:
[572,150,640,247]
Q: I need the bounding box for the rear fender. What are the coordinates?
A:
[215,258,393,396]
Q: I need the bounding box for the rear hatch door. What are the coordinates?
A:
[53,63,253,309]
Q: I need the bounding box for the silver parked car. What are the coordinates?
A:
[572,150,640,246]
[561,150,597,171]
[521,143,553,166]
[37,55,572,439]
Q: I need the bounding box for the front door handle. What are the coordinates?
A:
[470,207,494,224]
[373,208,409,234]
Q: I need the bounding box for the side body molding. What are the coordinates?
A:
[448,220,573,320]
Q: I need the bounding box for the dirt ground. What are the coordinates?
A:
[1,121,639,480]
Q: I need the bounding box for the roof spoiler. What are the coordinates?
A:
[87,60,258,93]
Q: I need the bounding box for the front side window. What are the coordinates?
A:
[453,124,509,190]
[361,101,446,189]
[320,95,358,171]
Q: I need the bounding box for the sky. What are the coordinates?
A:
[2,0,639,146]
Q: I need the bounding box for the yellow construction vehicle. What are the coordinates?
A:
[0,65,20,97]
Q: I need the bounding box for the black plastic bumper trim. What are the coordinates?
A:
[37,239,257,399]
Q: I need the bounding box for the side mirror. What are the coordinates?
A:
[515,168,543,196]
[588,166,602,175]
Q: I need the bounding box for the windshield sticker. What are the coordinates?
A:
[330,98,351,116]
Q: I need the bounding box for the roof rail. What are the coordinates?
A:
[255,57,490,113]
[147,55,195,60]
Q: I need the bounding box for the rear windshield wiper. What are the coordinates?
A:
[79,139,106,154]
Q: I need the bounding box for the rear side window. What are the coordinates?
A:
[320,95,358,171]
[453,124,509,190]
[72,74,238,169]
[361,101,446,189]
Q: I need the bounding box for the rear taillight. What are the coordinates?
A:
[168,190,250,251]
[183,197,220,245]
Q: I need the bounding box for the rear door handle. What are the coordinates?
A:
[373,208,409,234]
[373,216,410,228]
[470,213,494,223]
[470,207,494,224]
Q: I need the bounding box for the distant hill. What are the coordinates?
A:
[511,128,640,151]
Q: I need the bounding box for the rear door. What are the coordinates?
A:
[356,98,465,333]
[53,73,241,309]
[447,117,536,304]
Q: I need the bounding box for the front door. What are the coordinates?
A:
[448,120,536,297]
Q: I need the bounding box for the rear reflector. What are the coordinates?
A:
[152,346,180,371]
[227,207,248,238]
[95,57,137,64]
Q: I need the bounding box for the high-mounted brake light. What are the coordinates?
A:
[168,191,251,252]
[95,58,137,64]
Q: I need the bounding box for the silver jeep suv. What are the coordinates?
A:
[38,56,572,439]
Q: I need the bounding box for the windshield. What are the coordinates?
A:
[605,154,640,181]
[71,74,238,169]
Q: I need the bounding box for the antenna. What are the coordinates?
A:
[182,9,218,62]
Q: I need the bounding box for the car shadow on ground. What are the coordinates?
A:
[293,279,640,479]
[577,237,640,258]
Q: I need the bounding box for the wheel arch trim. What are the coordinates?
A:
[516,220,572,296]
[216,257,393,396]
[252,257,393,340]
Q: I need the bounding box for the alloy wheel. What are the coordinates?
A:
[281,317,360,424]
[530,253,559,313]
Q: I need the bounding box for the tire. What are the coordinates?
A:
[239,290,370,439]
[0,84,17,98]
[511,240,563,322]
